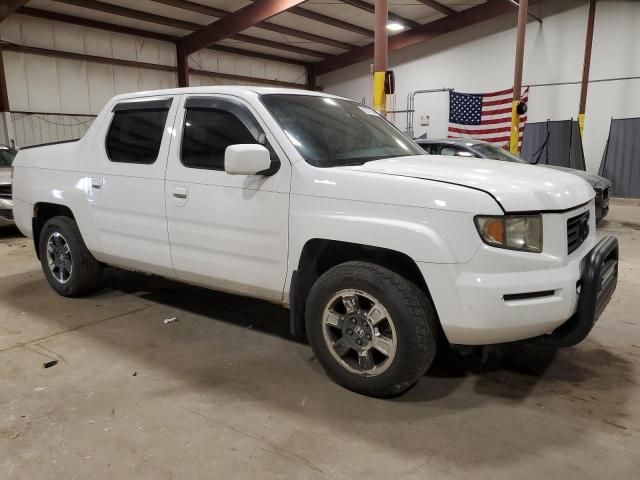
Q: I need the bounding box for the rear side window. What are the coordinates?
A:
[106,107,170,164]
[181,108,257,170]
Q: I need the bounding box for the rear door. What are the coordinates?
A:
[87,96,179,277]
[165,95,291,301]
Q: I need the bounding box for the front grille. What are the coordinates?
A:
[567,211,590,254]
[0,184,11,199]
[0,210,13,220]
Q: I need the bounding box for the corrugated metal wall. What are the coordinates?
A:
[10,113,95,148]
[599,118,640,198]
[0,14,307,148]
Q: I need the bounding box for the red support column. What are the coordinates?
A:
[578,0,596,136]
[509,0,528,155]
[176,41,189,88]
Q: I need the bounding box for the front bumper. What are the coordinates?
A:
[0,198,14,226]
[419,214,618,346]
[530,236,618,347]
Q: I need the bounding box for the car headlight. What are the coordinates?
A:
[474,215,543,253]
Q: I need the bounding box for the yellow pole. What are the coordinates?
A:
[373,72,386,114]
[509,100,520,155]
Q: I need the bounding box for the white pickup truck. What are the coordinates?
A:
[12,87,618,397]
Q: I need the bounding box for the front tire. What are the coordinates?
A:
[305,261,437,398]
[39,216,103,297]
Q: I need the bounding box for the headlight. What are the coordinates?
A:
[474,215,543,253]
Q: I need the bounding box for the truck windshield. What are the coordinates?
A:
[261,94,424,168]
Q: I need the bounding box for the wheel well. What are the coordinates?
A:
[290,239,434,339]
[32,203,75,259]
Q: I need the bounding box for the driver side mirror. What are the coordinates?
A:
[224,144,272,175]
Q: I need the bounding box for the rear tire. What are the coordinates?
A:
[305,261,437,398]
[39,216,102,297]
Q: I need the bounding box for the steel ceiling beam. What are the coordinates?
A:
[52,0,328,59]
[17,7,311,67]
[183,0,308,54]
[340,0,421,29]
[149,0,354,51]
[0,47,9,111]
[314,0,543,75]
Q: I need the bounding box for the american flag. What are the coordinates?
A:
[447,87,529,149]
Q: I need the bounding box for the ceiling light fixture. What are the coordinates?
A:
[386,23,404,32]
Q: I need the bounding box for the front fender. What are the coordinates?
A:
[285,194,484,296]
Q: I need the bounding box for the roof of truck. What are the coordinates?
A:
[112,86,341,102]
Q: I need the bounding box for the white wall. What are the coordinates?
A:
[0,14,306,147]
[319,0,640,173]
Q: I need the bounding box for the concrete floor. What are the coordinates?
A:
[0,199,639,479]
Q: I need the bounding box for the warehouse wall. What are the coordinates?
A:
[319,0,640,173]
[0,14,306,147]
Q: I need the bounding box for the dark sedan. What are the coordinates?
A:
[415,138,611,222]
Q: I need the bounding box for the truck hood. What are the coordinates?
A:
[346,155,594,212]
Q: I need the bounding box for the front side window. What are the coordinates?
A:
[261,94,424,168]
[181,108,257,170]
[106,107,169,164]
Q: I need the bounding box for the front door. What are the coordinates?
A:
[165,95,291,302]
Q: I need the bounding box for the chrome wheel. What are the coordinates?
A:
[46,232,73,284]
[322,289,397,377]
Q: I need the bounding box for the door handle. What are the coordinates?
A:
[91,177,103,189]
[173,187,188,199]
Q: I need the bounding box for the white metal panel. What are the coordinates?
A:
[86,63,116,114]
[84,28,114,57]
[136,37,162,65]
[51,21,86,54]
[24,54,62,113]
[113,66,140,95]
[110,34,139,62]
[157,40,176,67]
[190,49,306,86]
[0,15,21,44]
[18,15,56,49]
[2,51,30,112]
[56,58,91,114]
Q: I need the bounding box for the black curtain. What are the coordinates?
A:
[520,120,586,170]
[599,117,640,197]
